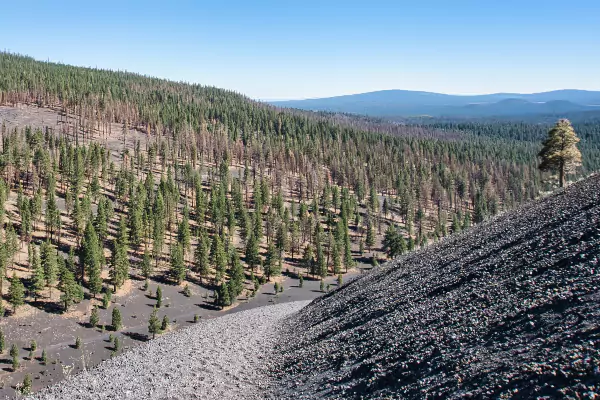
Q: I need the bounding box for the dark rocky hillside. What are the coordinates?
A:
[270,174,600,399]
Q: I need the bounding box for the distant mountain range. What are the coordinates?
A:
[270,89,600,118]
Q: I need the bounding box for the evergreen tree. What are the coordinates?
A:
[170,242,186,284]
[31,246,45,301]
[58,264,84,311]
[89,306,99,328]
[215,283,231,309]
[81,222,102,296]
[228,250,245,298]
[302,244,314,275]
[365,220,375,252]
[21,374,32,395]
[194,232,210,283]
[10,343,19,371]
[141,249,153,280]
[177,208,191,256]
[263,243,280,281]
[0,330,4,353]
[112,307,122,331]
[538,119,582,187]
[245,234,260,272]
[148,307,160,339]
[111,217,130,291]
[8,273,25,313]
[161,315,169,331]
[156,286,162,308]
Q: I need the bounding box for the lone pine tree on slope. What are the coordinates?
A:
[539,119,582,187]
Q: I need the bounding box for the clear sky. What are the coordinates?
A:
[1,0,599,100]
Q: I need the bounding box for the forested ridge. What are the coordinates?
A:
[0,51,598,395]
[0,52,595,296]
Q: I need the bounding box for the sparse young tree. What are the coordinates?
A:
[148,307,160,339]
[112,307,122,331]
[89,306,99,328]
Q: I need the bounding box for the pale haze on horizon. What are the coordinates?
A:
[1,0,598,100]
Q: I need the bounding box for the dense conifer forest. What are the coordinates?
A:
[0,52,597,308]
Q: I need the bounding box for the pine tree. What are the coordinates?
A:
[0,330,4,353]
[539,119,582,187]
[228,250,245,298]
[59,264,84,311]
[365,220,375,252]
[302,244,314,275]
[148,307,160,339]
[10,343,19,371]
[111,217,130,291]
[245,234,260,272]
[332,242,342,275]
[264,243,280,281]
[102,289,112,309]
[194,232,210,283]
[170,242,186,284]
[31,246,45,301]
[8,273,25,313]
[21,374,32,395]
[141,249,153,280]
[161,315,169,331]
[177,209,191,256]
[210,234,227,282]
[89,306,99,328]
[81,222,102,296]
[275,222,289,259]
[216,283,231,309]
[156,286,162,308]
[112,307,122,331]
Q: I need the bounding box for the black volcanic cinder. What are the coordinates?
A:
[269,174,600,399]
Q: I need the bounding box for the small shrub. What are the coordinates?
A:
[298,274,304,288]
[320,279,325,292]
[193,314,199,323]
[337,274,343,286]
[113,337,120,352]
[273,282,280,294]
[21,374,32,395]
[75,336,82,349]
[41,349,48,365]
[182,284,191,297]
[142,279,149,291]
[161,315,169,331]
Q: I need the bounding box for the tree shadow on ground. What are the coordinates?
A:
[123,331,149,342]
[29,299,64,315]
[195,302,220,311]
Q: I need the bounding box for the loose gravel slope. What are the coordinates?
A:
[270,175,600,399]
[29,301,309,400]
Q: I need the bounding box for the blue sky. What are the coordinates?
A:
[1,0,599,99]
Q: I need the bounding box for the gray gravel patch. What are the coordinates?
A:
[29,301,310,400]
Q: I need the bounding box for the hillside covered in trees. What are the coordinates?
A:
[0,52,597,395]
